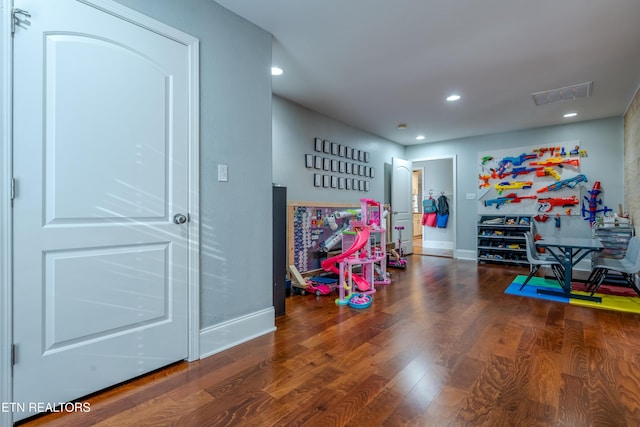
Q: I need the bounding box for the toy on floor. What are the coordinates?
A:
[387,226,407,269]
[348,293,372,309]
[321,198,389,307]
[305,276,337,296]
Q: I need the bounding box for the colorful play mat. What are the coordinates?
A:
[505,275,640,314]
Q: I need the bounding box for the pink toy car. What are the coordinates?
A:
[305,282,334,296]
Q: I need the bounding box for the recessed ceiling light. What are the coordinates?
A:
[563,112,578,118]
[416,135,425,140]
[271,67,283,76]
[446,94,461,102]
[397,123,407,130]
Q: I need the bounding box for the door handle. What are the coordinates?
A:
[173,213,188,224]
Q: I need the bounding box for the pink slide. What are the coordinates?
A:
[321,228,371,291]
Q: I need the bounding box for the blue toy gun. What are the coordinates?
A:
[536,174,587,193]
[497,153,537,175]
[484,193,537,209]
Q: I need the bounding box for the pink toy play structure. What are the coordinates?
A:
[321,198,391,306]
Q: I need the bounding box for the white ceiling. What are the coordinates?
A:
[214,0,640,145]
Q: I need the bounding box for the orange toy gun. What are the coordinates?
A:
[535,167,560,180]
[537,196,580,212]
[530,157,580,168]
[534,146,561,157]
[478,174,491,189]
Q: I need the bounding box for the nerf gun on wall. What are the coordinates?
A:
[484,193,537,209]
[534,146,561,157]
[496,166,537,179]
[535,167,560,180]
[537,196,580,212]
[536,174,587,193]
[495,181,533,195]
[530,157,580,168]
[478,174,491,189]
[581,181,612,223]
[496,153,537,175]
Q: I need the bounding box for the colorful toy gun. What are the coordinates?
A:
[478,174,491,189]
[581,181,612,223]
[484,193,537,209]
[535,167,560,180]
[536,174,587,193]
[534,146,561,157]
[569,145,588,157]
[495,180,533,195]
[496,166,536,179]
[530,157,580,168]
[537,196,580,212]
[506,166,537,179]
[496,153,537,175]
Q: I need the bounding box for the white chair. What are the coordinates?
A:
[519,232,565,291]
[587,236,640,296]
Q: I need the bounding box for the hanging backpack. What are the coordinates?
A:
[423,198,437,213]
[437,195,449,215]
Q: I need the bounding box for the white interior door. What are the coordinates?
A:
[391,157,413,255]
[12,0,193,419]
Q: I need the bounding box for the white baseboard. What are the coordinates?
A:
[422,240,454,250]
[455,249,477,260]
[199,307,276,359]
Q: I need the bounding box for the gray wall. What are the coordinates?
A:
[406,116,624,253]
[273,95,623,255]
[273,96,405,205]
[113,0,273,328]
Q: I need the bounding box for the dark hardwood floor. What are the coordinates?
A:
[19,255,640,426]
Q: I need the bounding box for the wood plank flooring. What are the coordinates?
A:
[412,237,453,258]
[18,255,640,426]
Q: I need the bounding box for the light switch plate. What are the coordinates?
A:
[218,164,228,182]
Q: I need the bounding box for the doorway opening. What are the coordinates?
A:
[412,157,455,258]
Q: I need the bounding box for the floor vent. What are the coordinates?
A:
[531,81,592,106]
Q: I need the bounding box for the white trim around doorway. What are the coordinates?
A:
[1,1,14,426]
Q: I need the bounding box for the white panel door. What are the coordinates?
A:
[391,157,413,255]
[12,0,191,419]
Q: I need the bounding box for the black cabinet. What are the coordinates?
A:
[273,185,287,316]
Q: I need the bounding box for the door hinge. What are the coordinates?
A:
[10,178,16,201]
[12,8,31,35]
[11,344,17,366]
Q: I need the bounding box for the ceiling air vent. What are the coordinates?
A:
[531,81,592,106]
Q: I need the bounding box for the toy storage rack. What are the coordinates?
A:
[477,215,532,266]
